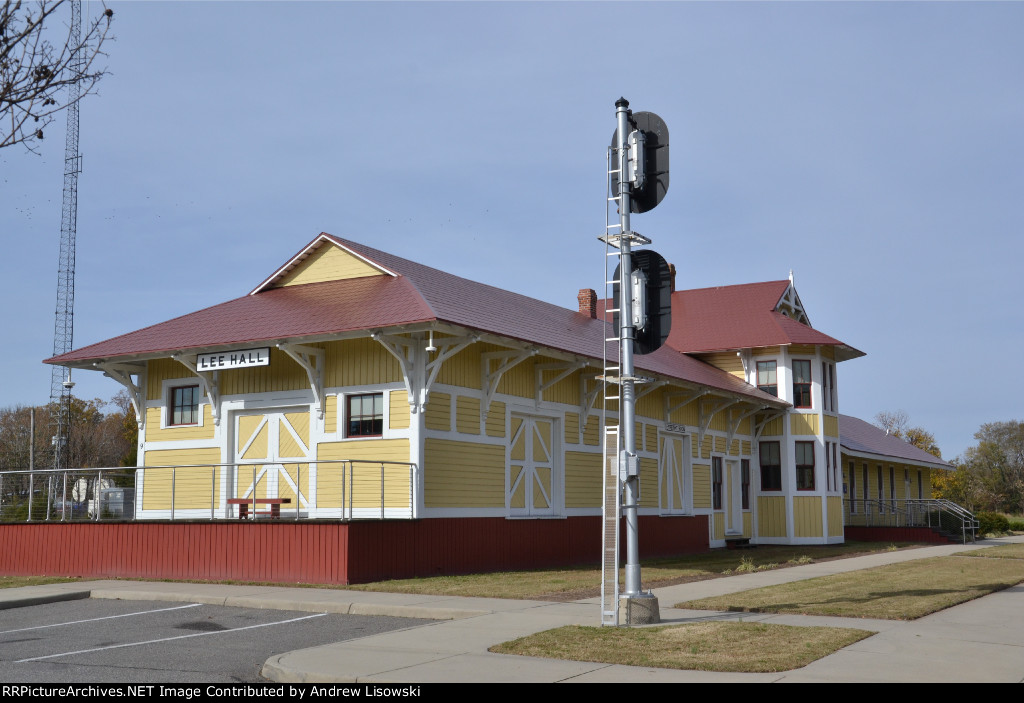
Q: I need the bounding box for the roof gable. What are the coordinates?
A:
[665,279,863,360]
[251,234,396,294]
[775,279,810,326]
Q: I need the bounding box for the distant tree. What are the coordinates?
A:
[873,410,942,458]
[874,410,909,437]
[957,421,1024,515]
[0,404,47,469]
[903,426,942,459]
[932,460,977,507]
[0,394,135,470]
[0,0,113,151]
[109,389,138,467]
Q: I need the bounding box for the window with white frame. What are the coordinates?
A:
[890,466,896,511]
[741,459,750,510]
[825,441,831,491]
[759,441,782,491]
[346,392,384,437]
[712,456,723,510]
[796,441,815,491]
[832,443,838,493]
[792,360,812,408]
[757,361,778,396]
[849,460,857,512]
[877,465,884,511]
[821,361,837,412]
[169,385,200,426]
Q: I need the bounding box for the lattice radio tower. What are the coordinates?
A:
[50,0,83,471]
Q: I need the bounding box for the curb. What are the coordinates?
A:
[0,589,92,610]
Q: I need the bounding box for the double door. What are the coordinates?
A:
[233,408,311,514]
[508,413,559,516]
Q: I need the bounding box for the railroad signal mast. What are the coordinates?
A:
[600,98,671,626]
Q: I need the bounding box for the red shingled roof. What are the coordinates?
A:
[49,274,434,363]
[664,281,864,360]
[839,414,950,470]
[46,233,787,407]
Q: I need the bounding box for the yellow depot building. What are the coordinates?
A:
[42,233,962,580]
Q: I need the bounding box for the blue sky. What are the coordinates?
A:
[2,1,1022,461]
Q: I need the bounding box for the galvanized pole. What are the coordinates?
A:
[615,98,642,598]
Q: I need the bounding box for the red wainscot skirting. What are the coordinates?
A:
[844,526,958,545]
[0,514,710,585]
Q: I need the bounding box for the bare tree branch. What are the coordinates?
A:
[0,0,114,152]
[873,409,909,437]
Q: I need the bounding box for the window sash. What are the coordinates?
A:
[795,441,815,491]
[832,443,838,493]
[792,360,812,408]
[170,385,200,426]
[890,466,896,510]
[849,461,857,513]
[741,459,750,510]
[759,441,782,491]
[756,361,778,396]
[347,393,384,437]
[712,457,723,510]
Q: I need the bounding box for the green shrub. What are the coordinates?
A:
[977,512,1010,536]
[1007,519,1024,532]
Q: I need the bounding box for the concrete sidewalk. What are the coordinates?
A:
[3,536,1023,682]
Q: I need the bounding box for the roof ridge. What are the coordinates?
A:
[330,234,585,317]
[675,279,790,296]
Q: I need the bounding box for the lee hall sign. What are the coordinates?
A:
[197,347,270,371]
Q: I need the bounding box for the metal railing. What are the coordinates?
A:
[844,498,978,543]
[0,459,416,523]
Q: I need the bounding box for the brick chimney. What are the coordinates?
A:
[577,288,597,318]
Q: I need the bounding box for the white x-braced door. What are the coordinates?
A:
[508,414,558,516]
[659,433,689,514]
[233,408,312,514]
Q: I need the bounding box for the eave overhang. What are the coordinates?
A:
[839,446,951,472]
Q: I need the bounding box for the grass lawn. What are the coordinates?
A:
[346,542,917,600]
[0,576,81,589]
[490,621,874,673]
[676,555,1024,620]
[963,543,1024,560]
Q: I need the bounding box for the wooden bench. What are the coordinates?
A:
[227,497,291,519]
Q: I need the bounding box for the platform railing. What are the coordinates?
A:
[844,498,978,543]
[0,459,416,522]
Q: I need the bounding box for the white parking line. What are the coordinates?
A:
[0,603,203,636]
[15,612,328,662]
